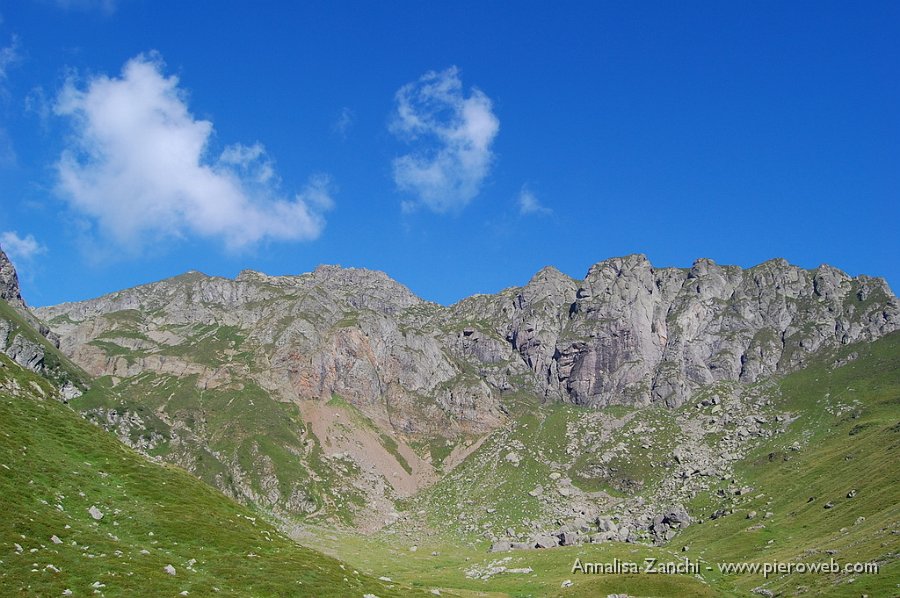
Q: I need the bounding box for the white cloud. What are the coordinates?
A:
[517,186,551,216]
[390,66,499,213]
[54,54,333,253]
[218,142,275,184]
[1,231,46,263]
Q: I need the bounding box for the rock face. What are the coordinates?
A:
[499,255,897,407]
[0,246,68,383]
[0,317,46,371]
[0,246,26,310]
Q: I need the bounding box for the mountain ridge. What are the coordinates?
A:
[30,253,898,530]
[37,253,897,310]
[34,253,898,423]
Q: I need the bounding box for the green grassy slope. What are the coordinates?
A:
[75,371,369,524]
[675,331,900,597]
[0,353,423,597]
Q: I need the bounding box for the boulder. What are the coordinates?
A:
[534,535,560,549]
[596,517,617,533]
[489,541,511,553]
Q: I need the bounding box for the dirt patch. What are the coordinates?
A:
[299,399,438,497]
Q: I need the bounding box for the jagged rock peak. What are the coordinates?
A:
[584,253,654,278]
[688,257,720,276]
[304,264,424,311]
[236,263,417,289]
[234,269,273,283]
[519,265,578,308]
[309,263,403,282]
[529,265,569,281]
[0,244,65,374]
[0,245,57,343]
[0,245,26,309]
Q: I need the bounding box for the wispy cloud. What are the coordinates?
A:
[1,231,46,264]
[0,35,21,166]
[54,53,333,255]
[0,35,18,80]
[390,66,499,213]
[0,128,14,166]
[25,86,52,129]
[517,185,551,216]
[332,107,354,139]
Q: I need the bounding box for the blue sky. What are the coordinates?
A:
[0,1,897,307]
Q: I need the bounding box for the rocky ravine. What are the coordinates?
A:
[34,255,899,529]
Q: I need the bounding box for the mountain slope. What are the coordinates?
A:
[0,349,424,597]
[551,331,900,597]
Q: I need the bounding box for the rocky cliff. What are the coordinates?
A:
[497,255,897,407]
[0,247,75,391]
[0,246,26,310]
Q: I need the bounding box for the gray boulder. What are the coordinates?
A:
[489,541,511,553]
[534,535,560,549]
